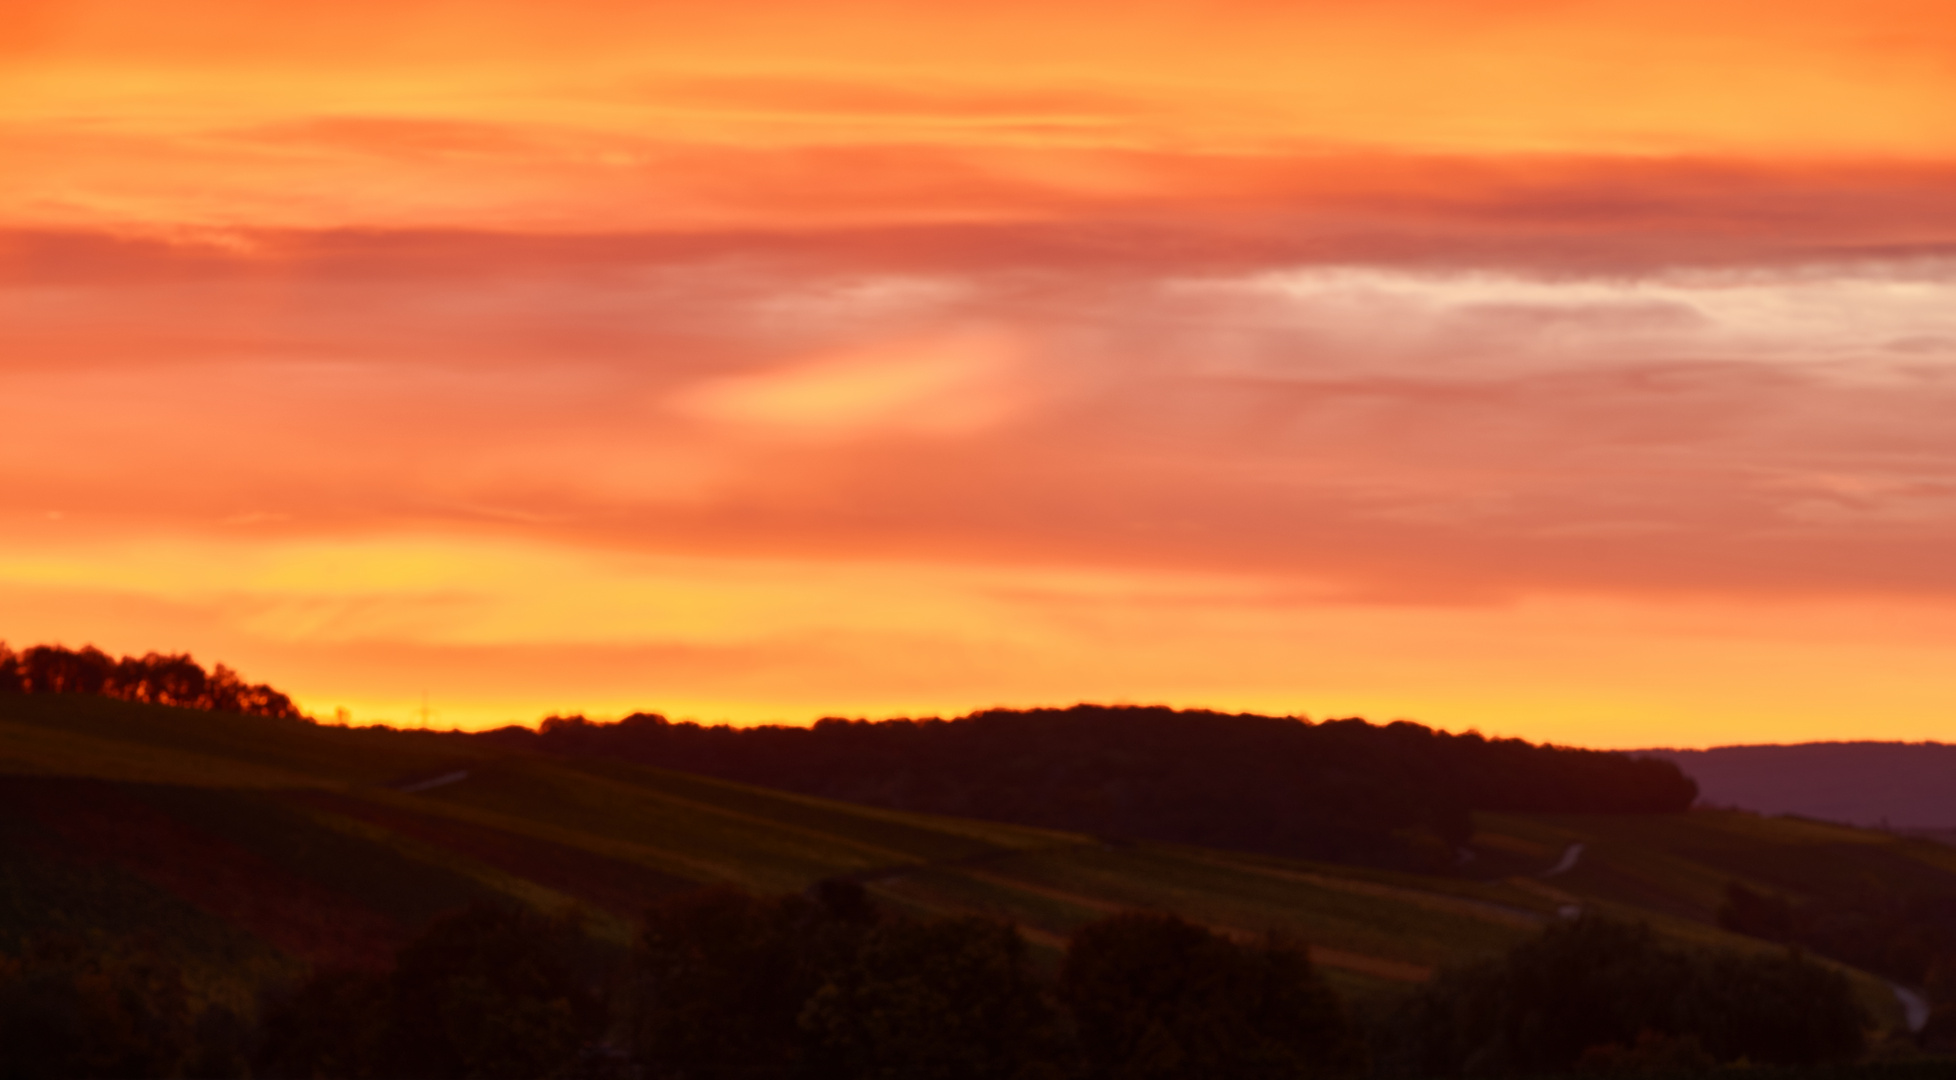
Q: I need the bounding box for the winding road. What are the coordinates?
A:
[1541,841,1585,877]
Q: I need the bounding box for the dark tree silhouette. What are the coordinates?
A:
[483,706,1697,867]
[1058,912,1363,1080]
[379,903,603,1080]
[631,885,871,1080]
[0,641,303,720]
[256,903,605,1080]
[1378,913,1866,1076]
[0,936,219,1080]
[800,915,1066,1080]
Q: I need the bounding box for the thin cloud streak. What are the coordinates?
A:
[7,211,1956,601]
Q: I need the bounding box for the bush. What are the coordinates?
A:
[256,903,605,1080]
[801,915,1066,1080]
[631,884,871,1080]
[1378,913,1867,1076]
[1058,911,1364,1080]
[255,966,389,1079]
[0,937,200,1080]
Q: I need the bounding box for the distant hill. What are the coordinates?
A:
[1638,743,1956,830]
[5,686,1944,1035]
[0,640,1701,870]
[0,689,1625,1004]
[483,706,1699,870]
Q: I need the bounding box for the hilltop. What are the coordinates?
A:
[1641,743,1956,830]
[482,706,1697,870]
[0,682,1939,1011]
[8,645,1956,1066]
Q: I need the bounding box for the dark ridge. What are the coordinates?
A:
[1637,742,1956,829]
[0,636,1697,868]
[0,641,303,721]
[477,705,1697,869]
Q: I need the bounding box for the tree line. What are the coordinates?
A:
[1,889,1885,1080]
[3,884,1365,1080]
[1720,881,1956,1052]
[483,706,1698,867]
[0,642,303,721]
[0,640,1698,869]
[1379,913,1869,1076]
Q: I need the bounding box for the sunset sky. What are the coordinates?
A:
[6,1,1956,746]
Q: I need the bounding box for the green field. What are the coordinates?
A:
[0,693,1933,1028]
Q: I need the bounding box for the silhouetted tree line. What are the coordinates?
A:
[254,885,1362,1080]
[0,642,302,721]
[1721,881,1956,1052]
[254,904,609,1080]
[483,706,1697,867]
[5,898,1896,1079]
[1377,913,1869,1076]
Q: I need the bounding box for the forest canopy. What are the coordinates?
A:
[485,705,1698,867]
[0,642,303,721]
[0,639,1697,868]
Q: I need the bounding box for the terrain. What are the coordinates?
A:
[484,707,1697,871]
[1641,743,1956,830]
[4,688,1950,1042]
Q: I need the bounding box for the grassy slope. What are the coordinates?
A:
[1468,812,1956,1024]
[0,694,1922,1023]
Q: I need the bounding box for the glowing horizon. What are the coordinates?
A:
[7,1,1956,748]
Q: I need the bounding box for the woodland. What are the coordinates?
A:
[1,643,1952,1079]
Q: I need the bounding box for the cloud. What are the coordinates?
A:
[6,215,1956,610]
[673,334,1020,439]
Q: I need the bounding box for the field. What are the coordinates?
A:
[0,693,1934,1026]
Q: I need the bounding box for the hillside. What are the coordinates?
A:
[0,689,1935,1037]
[1643,743,1956,830]
[0,692,1531,1004]
[482,707,1699,870]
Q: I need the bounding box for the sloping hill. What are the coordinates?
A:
[1642,743,1956,829]
[1469,810,1956,920]
[0,694,1518,999]
[485,708,1699,871]
[0,691,1921,1028]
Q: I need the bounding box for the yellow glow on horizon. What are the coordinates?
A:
[5,529,1956,748]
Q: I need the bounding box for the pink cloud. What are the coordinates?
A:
[5,156,1956,615]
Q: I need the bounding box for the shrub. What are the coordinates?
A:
[1378,913,1867,1076]
[631,885,869,1080]
[800,915,1066,1080]
[256,903,605,1080]
[0,937,198,1080]
[1058,911,1364,1080]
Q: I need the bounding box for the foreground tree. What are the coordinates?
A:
[380,904,604,1079]
[257,903,605,1080]
[254,966,389,1079]
[801,914,1067,1080]
[1378,913,1867,1076]
[631,884,872,1080]
[1058,912,1364,1080]
[0,936,244,1080]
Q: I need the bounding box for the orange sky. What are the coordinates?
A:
[5,1,1956,746]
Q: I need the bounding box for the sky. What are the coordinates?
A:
[5,0,1956,746]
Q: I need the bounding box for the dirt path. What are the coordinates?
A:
[1893,984,1930,1033]
[1540,841,1585,877]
